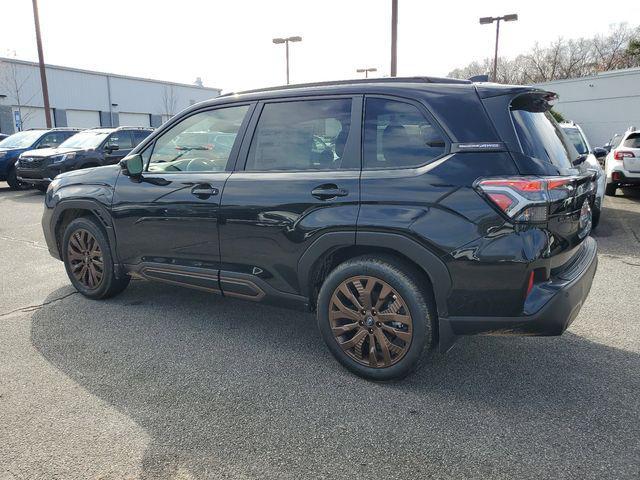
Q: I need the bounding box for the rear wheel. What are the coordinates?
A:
[605,183,617,196]
[35,184,48,193]
[317,256,435,381]
[62,217,130,299]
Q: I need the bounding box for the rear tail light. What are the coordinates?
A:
[614,150,635,160]
[475,176,576,223]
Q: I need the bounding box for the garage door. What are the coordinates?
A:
[119,112,151,127]
[13,107,47,130]
[67,110,100,128]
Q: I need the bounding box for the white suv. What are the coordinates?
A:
[605,127,640,196]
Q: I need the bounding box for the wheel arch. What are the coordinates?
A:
[298,231,452,319]
[51,199,123,277]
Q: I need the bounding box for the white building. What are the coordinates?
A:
[536,67,640,147]
[0,57,221,134]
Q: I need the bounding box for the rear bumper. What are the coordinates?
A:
[609,170,640,185]
[445,236,598,336]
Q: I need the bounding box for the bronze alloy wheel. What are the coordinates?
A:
[329,275,413,368]
[67,229,104,290]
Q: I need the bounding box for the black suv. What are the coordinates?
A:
[41,78,598,380]
[17,126,152,190]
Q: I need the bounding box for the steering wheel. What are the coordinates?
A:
[184,157,212,172]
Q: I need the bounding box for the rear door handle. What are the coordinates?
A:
[191,184,219,198]
[311,184,349,200]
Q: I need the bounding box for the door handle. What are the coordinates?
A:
[190,184,219,198]
[311,184,349,200]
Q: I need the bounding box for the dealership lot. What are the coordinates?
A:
[1,184,639,479]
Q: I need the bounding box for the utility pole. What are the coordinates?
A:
[272,36,302,85]
[31,0,52,127]
[390,0,398,77]
[479,14,518,82]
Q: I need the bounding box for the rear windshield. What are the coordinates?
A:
[561,127,589,155]
[622,133,640,148]
[511,109,577,170]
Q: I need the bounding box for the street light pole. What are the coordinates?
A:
[390,0,398,77]
[357,68,377,78]
[479,13,518,82]
[272,36,302,85]
[31,0,52,128]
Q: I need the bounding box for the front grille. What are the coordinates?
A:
[19,157,45,169]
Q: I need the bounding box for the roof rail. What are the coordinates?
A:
[219,76,471,97]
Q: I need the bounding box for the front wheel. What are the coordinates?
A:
[62,217,130,299]
[6,166,25,190]
[317,256,435,381]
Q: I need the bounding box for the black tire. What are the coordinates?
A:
[605,183,617,196]
[6,166,23,190]
[317,255,435,381]
[35,184,48,193]
[62,217,130,299]
[591,205,601,230]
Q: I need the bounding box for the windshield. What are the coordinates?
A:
[609,134,623,148]
[511,109,577,170]
[60,130,110,149]
[561,127,589,155]
[0,130,44,149]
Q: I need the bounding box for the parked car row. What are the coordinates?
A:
[0,126,153,191]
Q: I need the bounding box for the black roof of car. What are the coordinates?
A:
[217,77,543,102]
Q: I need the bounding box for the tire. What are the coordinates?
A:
[317,255,435,381]
[35,184,48,193]
[6,166,23,190]
[605,183,617,196]
[591,205,601,230]
[62,217,130,299]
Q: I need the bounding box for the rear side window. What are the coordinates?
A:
[132,130,151,146]
[246,99,352,171]
[38,131,74,149]
[107,131,133,149]
[363,98,445,169]
[511,109,577,169]
[623,133,640,148]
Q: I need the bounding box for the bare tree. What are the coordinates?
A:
[448,23,640,84]
[161,85,178,120]
[0,57,37,130]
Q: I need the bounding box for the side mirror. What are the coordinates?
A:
[38,144,52,149]
[592,147,607,160]
[105,144,119,153]
[572,154,588,166]
[120,154,143,177]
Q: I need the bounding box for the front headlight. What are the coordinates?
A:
[0,151,6,159]
[51,152,76,164]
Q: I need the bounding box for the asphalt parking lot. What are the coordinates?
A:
[1,183,639,480]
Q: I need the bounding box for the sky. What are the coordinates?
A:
[1,0,639,92]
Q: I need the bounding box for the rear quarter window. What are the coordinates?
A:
[511,109,577,170]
